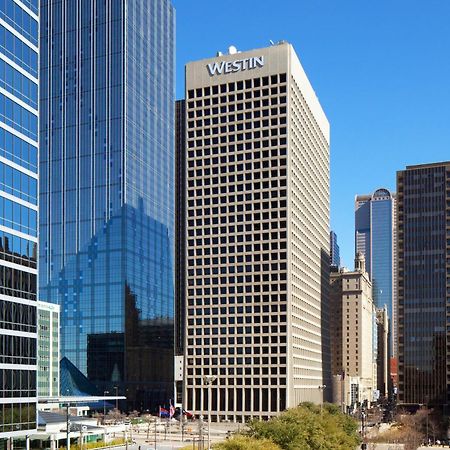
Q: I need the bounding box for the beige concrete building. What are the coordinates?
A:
[183,42,330,422]
[330,254,376,409]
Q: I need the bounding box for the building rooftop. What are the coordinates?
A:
[405,161,450,170]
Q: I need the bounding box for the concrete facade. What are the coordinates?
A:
[330,254,377,409]
[37,301,60,399]
[183,42,330,421]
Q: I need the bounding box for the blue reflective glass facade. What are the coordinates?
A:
[371,198,393,325]
[355,189,396,356]
[330,230,340,268]
[0,0,38,437]
[39,0,175,410]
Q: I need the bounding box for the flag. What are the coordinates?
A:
[159,406,169,418]
[169,401,175,419]
[183,409,194,419]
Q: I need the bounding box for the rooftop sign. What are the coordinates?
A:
[207,56,264,76]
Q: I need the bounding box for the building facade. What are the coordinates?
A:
[39,0,175,410]
[330,254,376,409]
[0,0,39,439]
[330,230,340,268]
[37,301,60,399]
[397,162,449,407]
[376,306,389,398]
[175,99,186,359]
[183,42,330,421]
[355,189,397,358]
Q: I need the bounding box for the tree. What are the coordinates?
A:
[106,408,125,424]
[213,435,281,450]
[247,403,360,450]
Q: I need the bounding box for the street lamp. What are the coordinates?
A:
[204,375,217,450]
[318,385,327,414]
[103,390,109,420]
[114,386,119,410]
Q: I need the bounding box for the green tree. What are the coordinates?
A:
[247,403,360,450]
[213,435,281,450]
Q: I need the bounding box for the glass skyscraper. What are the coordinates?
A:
[330,230,340,268]
[397,162,449,407]
[0,0,39,439]
[39,0,175,410]
[355,189,396,357]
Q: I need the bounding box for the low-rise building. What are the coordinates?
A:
[37,301,60,400]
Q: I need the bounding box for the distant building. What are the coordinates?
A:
[330,230,340,268]
[355,189,397,359]
[37,301,60,398]
[183,42,330,422]
[330,254,377,409]
[397,162,450,407]
[376,307,389,398]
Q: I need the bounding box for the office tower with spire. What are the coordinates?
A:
[355,189,397,358]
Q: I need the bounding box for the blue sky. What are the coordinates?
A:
[173,0,450,267]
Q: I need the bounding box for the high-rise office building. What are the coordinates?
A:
[330,254,376,409]
[183,42,330,421]
[397,162,449,407]
[37,301,60,399]
[0,0,39,439]
[330,230,340,268]
[355,189,397,357]
[39,0,175,410]
[175,99,186,358]
[376,306,389,398]
[175,99,186,406]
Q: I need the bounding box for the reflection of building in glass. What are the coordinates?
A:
[397,162,449,407]
[37,301,60,398]
[330,230,340,268]
[0,0,39,439]
[39,0,175,411]
[355,189,397,357]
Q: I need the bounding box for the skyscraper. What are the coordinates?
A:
[355,189,397,357]
[175,99,186,359]
[397,162,449,407]
[183,42,330,421]
[39,0,175,410]
[330,230,340,268]
[0,0,39,439]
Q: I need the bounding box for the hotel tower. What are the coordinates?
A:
[182,42,330,421]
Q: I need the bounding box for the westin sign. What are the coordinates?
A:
[207,56,264,76]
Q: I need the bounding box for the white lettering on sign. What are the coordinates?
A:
[207,56,264,76]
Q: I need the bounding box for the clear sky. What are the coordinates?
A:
[173,0,450,267]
